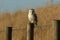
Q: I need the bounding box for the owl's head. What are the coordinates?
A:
[29,9,34,14]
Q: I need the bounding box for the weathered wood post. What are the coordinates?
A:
[27,23,34,40]
[6,27,12,40]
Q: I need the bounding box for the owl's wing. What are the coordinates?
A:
[33,13,38,25]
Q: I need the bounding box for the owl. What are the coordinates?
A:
[28,9,37,25]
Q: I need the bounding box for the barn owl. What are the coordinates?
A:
[28,9,37,25]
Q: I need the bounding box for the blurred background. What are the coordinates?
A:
[0,0,60,40]
[0,0,60,13]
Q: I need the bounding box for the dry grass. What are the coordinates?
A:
[0,4,60,40]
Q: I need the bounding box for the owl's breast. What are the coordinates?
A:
[28,14,34,23]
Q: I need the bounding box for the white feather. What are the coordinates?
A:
[28,9,35,23]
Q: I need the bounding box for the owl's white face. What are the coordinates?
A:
[29,9,33,14]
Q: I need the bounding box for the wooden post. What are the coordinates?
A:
[27,23,34,40]
[6,27,12,40]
